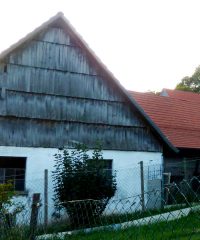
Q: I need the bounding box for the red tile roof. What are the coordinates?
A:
[162,88,200,102]
[129,90,200,149]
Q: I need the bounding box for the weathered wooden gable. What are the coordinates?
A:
[0,21,162,151]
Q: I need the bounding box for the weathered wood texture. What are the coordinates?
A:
[8,40,96,75]
[0,90,142,126]
[0,117,160,151]
[0,64,123,101]
[0,26,162,151]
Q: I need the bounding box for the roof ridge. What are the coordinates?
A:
[131,90,200,104]
[162,88,200,98]
[164,88,200,94]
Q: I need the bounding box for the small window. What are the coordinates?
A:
[0,157,26,191]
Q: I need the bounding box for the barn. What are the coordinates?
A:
[0,13,175,217]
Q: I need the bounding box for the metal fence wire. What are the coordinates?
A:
[1,165,200,239]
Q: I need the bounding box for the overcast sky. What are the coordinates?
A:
[1,0,200,92]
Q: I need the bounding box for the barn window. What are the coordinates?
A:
[0,157,26,192]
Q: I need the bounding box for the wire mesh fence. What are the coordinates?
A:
[164,157,200,183]
[0,161,200,239]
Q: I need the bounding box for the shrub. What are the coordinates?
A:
[0,182,25,240]
[52,144,117,228]
[0,181,14,211]
[0,182,24,230]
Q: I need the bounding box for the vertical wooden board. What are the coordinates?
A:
[35,27,71,45]
[0,96,6,114]
[4,91,143,126]
[0,64,4,73]
[0,73,3,87]
[29,193,41,240]
[4,64,124,101]
[8,40,97,75]
[0,117,161,151]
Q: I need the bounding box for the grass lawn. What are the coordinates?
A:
[39,211,200,240]
[39,204,190,235]
[1,209,200,240]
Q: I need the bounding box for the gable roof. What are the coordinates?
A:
[161,88,200,102]
[130,90,200,149]
[0,12,177,153]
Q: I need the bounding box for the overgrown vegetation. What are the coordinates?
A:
[0,181,15,209]
[52,144,117,228]
[0,182,25,239]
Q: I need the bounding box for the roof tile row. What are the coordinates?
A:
[129,89,200,149]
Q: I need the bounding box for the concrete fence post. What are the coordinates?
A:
[44,169,48,228]
[139,161,145,211]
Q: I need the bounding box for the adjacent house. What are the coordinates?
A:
[0,13,175,216]
[130,89,200,182]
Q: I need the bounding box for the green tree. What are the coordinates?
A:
[175,66,200,93]
[52,144,117,228]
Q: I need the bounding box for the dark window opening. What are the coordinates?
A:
[3,65,7,73]
[170,175,184,184]
[0,157,26,191]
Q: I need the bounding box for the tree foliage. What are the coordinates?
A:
[175,65,200,93]
[52,144,117,227]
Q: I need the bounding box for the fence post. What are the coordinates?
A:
[139,161,145,211]
[44,169,48,228]
[29,193,41,240]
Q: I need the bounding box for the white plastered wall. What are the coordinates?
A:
[0,146,163,221]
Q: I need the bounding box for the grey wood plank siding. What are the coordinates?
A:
[0,26,162,151]
[36,28,72,45]
[0,90,143,126]
[8,40,97,75]
[0,64,123,101]
[0,117,161,151]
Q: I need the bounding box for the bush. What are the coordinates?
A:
[0,181,14,210]
[0,182,24,231]
[52,144,117,228]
